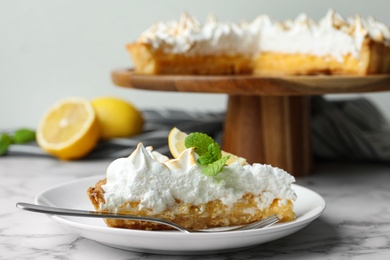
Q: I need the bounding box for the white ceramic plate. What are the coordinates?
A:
[35,176,326,255]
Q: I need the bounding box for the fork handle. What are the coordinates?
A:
[16,202,188,233]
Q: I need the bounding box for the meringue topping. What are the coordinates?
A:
[135,10,390,61]
[101,143,296,214]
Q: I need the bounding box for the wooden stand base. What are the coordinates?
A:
[223,95,312,176]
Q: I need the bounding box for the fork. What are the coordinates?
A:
[16,202,279,233]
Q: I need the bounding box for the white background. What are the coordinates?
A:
[1,0,389,128]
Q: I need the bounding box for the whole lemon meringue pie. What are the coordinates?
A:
[127,10,390,75]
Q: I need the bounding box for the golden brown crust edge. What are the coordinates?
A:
[126,40,390,76]
[87,178,295,231]
[87,179,173,230]
[126,42,253,75]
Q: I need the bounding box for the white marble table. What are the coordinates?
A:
[1,156,390,259]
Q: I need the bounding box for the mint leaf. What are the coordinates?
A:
[185,132,214,156]
[202,156,230,176]
[208,142,221,160]
[197,154,214,165]
[197,143,221,165]
[0,133,12,156]
[13,128,35,144]
[184,132,228,176]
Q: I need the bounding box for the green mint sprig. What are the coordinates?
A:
[185,132,230,176]
[0,128,36,156]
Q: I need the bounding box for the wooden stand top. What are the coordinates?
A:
[112,68,390,96]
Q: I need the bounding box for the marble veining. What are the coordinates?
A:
[1,157,389,259]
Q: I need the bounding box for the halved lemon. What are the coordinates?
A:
[36,97,100,160]
[168,127,246,165]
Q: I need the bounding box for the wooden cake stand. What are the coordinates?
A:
[112,69,390,176]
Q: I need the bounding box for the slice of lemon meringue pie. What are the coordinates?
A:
[87,131,296,231]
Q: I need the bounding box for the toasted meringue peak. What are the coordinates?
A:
[362,16,390,44]
[164,147,198,172]
[321,9,346,29]
[145,146,169,163]
[128,143,166,173]
[294,13,316,28]
[176,12,201,34]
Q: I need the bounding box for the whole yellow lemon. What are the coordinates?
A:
[91,97,143,139]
